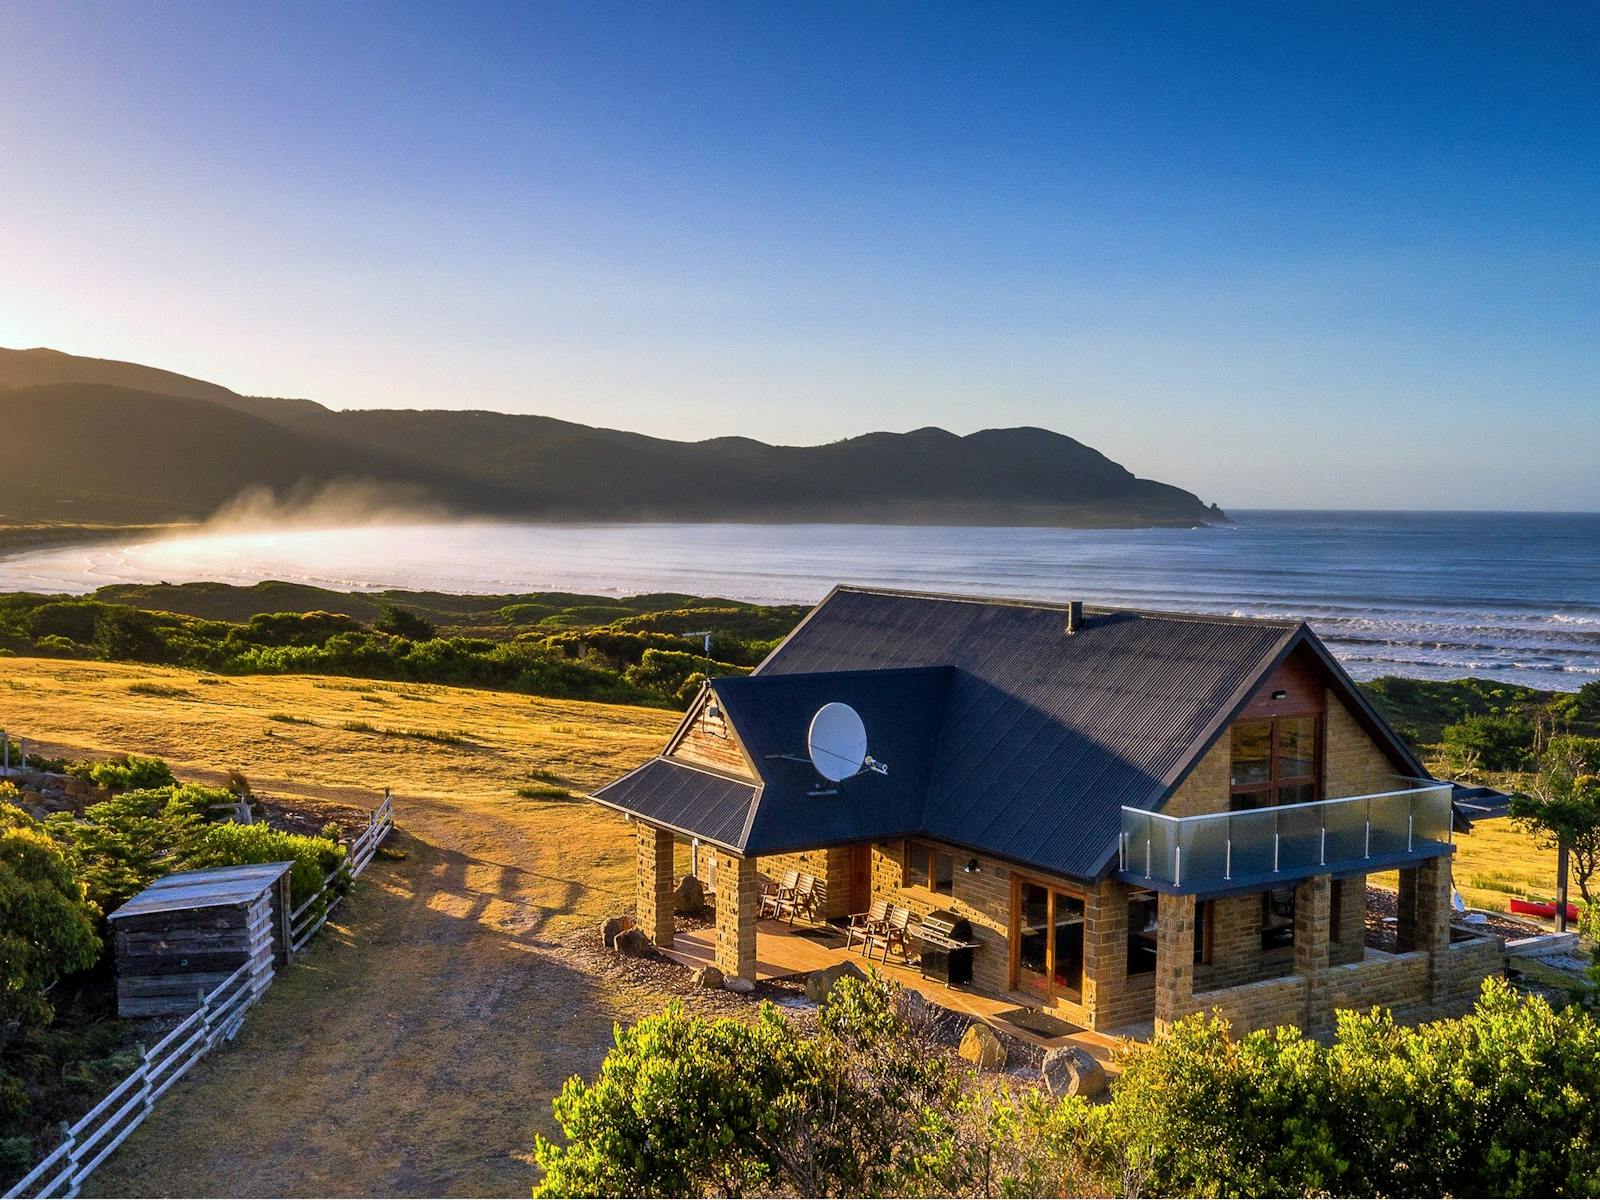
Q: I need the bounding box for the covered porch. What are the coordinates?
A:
[663,913,1129,1061]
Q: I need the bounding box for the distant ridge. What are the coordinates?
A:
[0,346,1225,528]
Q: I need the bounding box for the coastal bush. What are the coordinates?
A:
[80,754,176,792]
[1441,712,1535,772]
[188,822,345,908]
[534,977,1600,1199]
[0,803,101,1033]
[373,603,436,641]
[46,784,215,911]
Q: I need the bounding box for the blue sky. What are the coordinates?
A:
[1,1,1595,509]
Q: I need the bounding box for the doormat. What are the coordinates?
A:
[994,1007,1083,1040]
[790,927,846,947]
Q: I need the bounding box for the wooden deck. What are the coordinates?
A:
[664,917,1134,1064]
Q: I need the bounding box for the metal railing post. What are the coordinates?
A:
[1225,834,1232,881]
[1145,836,1151,878]
[1174,844,1182,889]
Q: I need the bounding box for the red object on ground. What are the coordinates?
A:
[1509,898,1580,922]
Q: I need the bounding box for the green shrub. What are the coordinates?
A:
[86,754,175,792]
[47,785,217,911]
[187,822,345,908]
[1441,712,1535,772]
[0,803,101,1031]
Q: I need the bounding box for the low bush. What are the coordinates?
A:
[533,977,1600,1199]
[188,822,345,908]
[0,803,101,1033]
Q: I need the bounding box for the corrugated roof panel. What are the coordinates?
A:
[592,757,759,849]
[109,861,294,919]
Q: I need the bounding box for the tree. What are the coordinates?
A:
[0,804,101,1035]
[1440,712,1534,774]
[373,604,436,642]
[1512,736,1600,904]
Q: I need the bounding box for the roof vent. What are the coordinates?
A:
[1065,600,1084,635]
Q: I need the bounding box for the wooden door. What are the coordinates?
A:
[849,843,872,913]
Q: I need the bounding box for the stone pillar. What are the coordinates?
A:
[716,853,758,982]
[1154,892,1197,1033]
[1294,874,1332,1029]
[636,823,675,948]
[1398,855,1453,1001]
[1081,880,1129,1030]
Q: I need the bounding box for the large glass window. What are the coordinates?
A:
[905,841,954,896]
[1014,882,1085,1001]
[1230,716,1321,810]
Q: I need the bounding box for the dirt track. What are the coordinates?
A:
[1,658,680,1197]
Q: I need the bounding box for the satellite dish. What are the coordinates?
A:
[808,702,868,783]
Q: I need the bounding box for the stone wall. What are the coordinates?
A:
[1194,892,1295,991]
[1330,874,1367,966]
[1322,950,1430,1020]
[1437,934,1507,1012]
[1325,691,1407,798]
[1162,737,1232,818]
[1173,974,1308,1032]
[758,848,853,919]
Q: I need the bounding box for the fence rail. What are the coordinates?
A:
[4,791,395,1200]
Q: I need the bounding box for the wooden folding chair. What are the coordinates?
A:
[785,872,820,924]
[845,899,889,954]
[869,905,914,963]
[759,869,799,920]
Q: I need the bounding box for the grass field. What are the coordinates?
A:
[1,656,681,1197]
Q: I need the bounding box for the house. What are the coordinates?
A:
[592,586,1504,1035]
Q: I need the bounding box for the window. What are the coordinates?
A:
[905,841,954,896]
[1230,716,1321,810]
[1127,893,1210,974]
[1261,886,1296,950]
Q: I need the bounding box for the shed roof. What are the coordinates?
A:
[108,861,295,920]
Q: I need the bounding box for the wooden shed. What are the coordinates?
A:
[108,861,294,1018]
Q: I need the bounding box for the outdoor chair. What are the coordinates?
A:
[845,899,890,954]
[784,872,820,924]
[867,904,915,963]
[759,869,800,920]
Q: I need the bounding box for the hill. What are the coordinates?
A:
[0,346,1225,527]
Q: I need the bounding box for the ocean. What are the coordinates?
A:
[1,510,1596,690]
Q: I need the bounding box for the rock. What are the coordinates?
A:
[673,874,705,915]
[804,959,867,1004]
[1041,1045,1107,1099]
[691,965,724,989]
[601,914,635,949]
[723,976,756,994]
[895,987,930,1025]
[958,1023,1007,1071]
[614,928,653,957]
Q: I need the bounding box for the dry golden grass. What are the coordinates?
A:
[1,657,682,1197]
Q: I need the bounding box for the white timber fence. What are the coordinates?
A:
[4,790,396,1200]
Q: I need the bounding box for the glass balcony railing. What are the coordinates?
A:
[1119,783,1453,892]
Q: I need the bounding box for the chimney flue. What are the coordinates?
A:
[1066,600,1084,635]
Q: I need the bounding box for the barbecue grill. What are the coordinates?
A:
[917,909,979,986]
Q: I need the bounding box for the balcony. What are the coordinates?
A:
[1119,782,1454,894]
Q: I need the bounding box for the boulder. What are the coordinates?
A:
[614,928,653,958]
[601,914,635,949]
[691,965,724,990]
[673,874,706,915]
[1041,1045,1107,1099]
[804,959,867,1004]
[958,1023,1007,1071]
[895,987,930,1025]
[723,976,756,994]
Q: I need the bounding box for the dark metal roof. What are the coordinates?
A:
[710,667,951,854]
[109,861,294,920]
[592,757,760,849]
[592,585,1434,883]
[758,587,1301,879]
[1450,783,1516,826]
